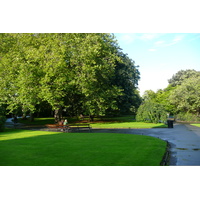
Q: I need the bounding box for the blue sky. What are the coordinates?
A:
[114,33,200,95]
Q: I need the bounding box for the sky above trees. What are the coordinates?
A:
[114,33,200,95]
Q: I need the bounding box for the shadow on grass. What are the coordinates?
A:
[152,124,168,128]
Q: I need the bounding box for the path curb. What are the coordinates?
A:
[160,141,171,166]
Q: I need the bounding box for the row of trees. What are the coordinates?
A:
[136,69,200,123]
[0,33,141,122]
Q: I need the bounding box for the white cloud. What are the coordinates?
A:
[173,35,184,42]
[148,49,156,51]
[165,34,185,46]
[155,40,165,45]
[118,34,137,44]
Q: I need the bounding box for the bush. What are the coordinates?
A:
[176,112,200,122]
[136,101,167,123]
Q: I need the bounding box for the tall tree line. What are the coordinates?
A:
[0,33,141,122]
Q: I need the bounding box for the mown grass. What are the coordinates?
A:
[0,129,167,166]
[90,122,167,129]
[190,124,200,127]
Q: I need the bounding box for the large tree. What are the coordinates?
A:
[0,34,46,120]
[110,52,141,115]
[68,33,122,120]
[1,33,139,122]
[168,69,200,87]
[169,75,200,117]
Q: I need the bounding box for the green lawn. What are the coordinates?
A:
[90,122,167,128]
[190,124,200,127]
[0,129,167,166]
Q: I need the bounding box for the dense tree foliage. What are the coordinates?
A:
[169,75,200,120]
[108,52,141,115]
[167,69,200,121]
[136,90,167,123]
[136,101,167,123]
[168,69,200,87]
[136,69,200,123]
[0,33,141,121]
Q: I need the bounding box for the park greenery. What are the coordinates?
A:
[0,33,200,130]
[0,33,199,166]
[0,33,141,123]
[136,69,200,123]
[0,129,167,166]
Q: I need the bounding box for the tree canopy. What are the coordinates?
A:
[0,33,141,121]
[136,90,167,123]
[169,75,200,117]
[168,69,200,87]
[136,69,200,123]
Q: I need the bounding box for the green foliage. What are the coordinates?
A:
[169,75,200,116]
[154,86,176,115]
[168,69,200,87]
[176,112,200,122]
[0,33,141,120]
[110,52,141,115]
[139,69,200,122]
[136,101,167,123]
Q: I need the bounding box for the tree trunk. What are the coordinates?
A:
[89,115,94,121]
[22,112,27,120]
[54,106,63,123]
[29,112,34,122]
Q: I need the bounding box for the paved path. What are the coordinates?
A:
[91,123,200,166]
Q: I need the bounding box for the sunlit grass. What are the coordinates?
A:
[0,129,167,166]
[90,122,167,129]
[0,128,61,141]
[190,124,200,127]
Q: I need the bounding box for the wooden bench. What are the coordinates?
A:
[45,124,69,132]
[68,124,91,132]
[45,123,91,132]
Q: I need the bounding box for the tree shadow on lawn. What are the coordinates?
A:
[151,124,168,128]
